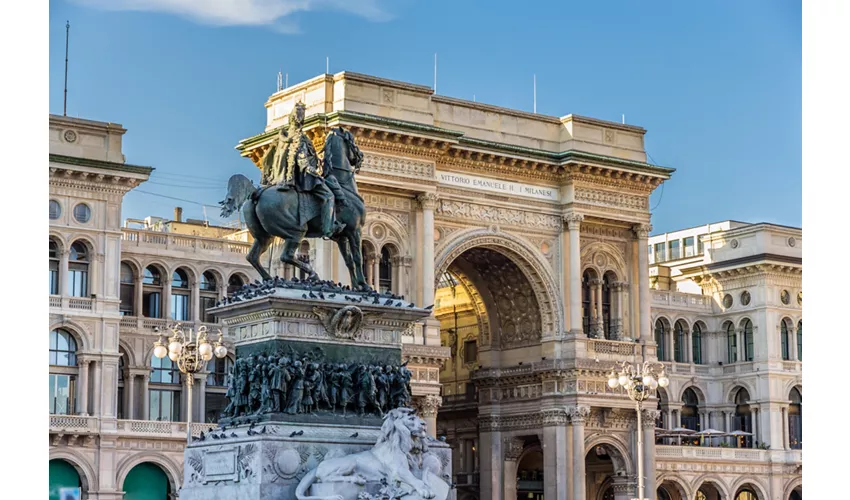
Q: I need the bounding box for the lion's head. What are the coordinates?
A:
[376,407,427,457]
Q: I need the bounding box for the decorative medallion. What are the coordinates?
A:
[797,290,802,306]
[723,294,733,309]
[540,241,550,255]
[780,290,791,305]
[312,305,376,340]
[595,254,608,268]
[740,290,751,306]
[788,237,796,247]
[730,239,739,249]
[371,223,386,240]
[63,129,77,143]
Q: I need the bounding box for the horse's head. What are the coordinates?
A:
[340,128,364,173]
[325,127,363,174]
[220,174,256,218]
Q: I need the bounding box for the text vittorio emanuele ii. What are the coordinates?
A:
[437,171,557,201]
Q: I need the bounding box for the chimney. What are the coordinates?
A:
[174,207,183,222]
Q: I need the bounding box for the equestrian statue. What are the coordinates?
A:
[220,102,371,290]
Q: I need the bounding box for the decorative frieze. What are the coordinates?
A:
[575,187,648,211]
[437,200,561,231]
[361,152,435,179]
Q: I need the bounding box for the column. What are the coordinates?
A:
[615,283,625,339]
[126,374,136,420]
[479,417,504,500]
[641,409,659,500]
[77,359,90,415]
[191,278,201,322]
[92,361,102,416]
[782,407,790,449]
[752,407,759,447]
[569,405,590,500]
[633,224,652,341]
[686,330,693,364]
[737,328,744,362]
[565,213,584,334]
[418,395,442,437]
[391,256,402,295]
[417,193,438,307]
[503,437,524,500]
[372,254,381,291]
[142,373,150,420]
[134,276,144,317]
[364,254,374,290]
[790,326,799,361]
[543,409,570,500]
[163,277,173,321]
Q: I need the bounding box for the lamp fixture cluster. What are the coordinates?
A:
[607,361,669,401]
[153,324,228,373]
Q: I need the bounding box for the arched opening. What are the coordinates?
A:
[585,444,628,500]
[796,320,802,361]
[205,356,233,423]
[117,348,127,419]
[49,459,83,500]
[581,269,599,337]
[516,448,544,499]
[227,274,245,295]
[199,271,219,323]
[742,319,754,361]
[656,388,669,442]
[601,272,613,339]
[50,328,79,415]
[692,322,704,364]
[655,318,670,361]
[674,320,687,363]
[695,481,723,500]
[149,355,181,421]
[789,387,802,449]
[734,486,759,500]
[780,319,791,360]
[733,388,753,448]
[789,486,802,500]
[681,388,701,434]
[50,239,60,295]
[68,241,90,297]
[142,266,163,318]
[171,268,190,321]
[120,262,136,316]
[726,321,737,363]
[657,480,686,500]
[123,462,172,500]
[378,245,394,295]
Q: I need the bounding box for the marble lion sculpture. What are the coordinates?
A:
[295,407,444,500]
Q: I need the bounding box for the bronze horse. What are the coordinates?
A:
[220,128,370,290]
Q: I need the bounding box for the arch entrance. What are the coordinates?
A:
[123,462,172,500]
[49,459,82,500]
[586,443,631,500]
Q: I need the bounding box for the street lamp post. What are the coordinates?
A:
[153,324,228,444]
[607,361,669,500]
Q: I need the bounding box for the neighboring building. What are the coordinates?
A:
[49,71,802,500]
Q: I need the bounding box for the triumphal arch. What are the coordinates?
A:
[236,72,672,500]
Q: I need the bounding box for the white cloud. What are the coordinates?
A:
[71,0,392,28]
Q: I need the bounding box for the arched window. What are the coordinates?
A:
[142,266,163,318]
[117,350,127,419]
[674,320,687,363]
[150,356,180,421]
[692,323,703,364]
[119,263,136,316]
[789,387,802,449]
[49,239,60,295]
[734,488,757,500]
[602,273,613,339]
[581,270,593,336]
[780,319,790,360]
[727,322,738,363]
[171,268,190,321]
[797,320,802,361]
[657,487,672,500]
[655,319,668,361]
[227,274,245,295]
[733,388,753,448]
[49,329,78,415]
[681,388,700,431]
[67,241,89,297]
[742,319,754,361]
[378,246,392,294]
[200,271,218,323]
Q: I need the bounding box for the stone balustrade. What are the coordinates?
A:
[49,415,219,439]
[651,290,713,312]
[50,296,94,311]
[119,316,228,337]
[121,229,251,256]
[656,445,801,464]
[49,414,98,433]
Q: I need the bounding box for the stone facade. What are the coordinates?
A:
[49,71,801,500]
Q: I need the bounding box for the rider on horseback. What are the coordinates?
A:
[261,102,346,239]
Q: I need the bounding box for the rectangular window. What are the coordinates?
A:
[684,237,695,257]
[49,264,59,295]
[120,284,135,316]
[674,331,684,362]
[200,297,217,323]
[669,240,681,260]
[781,331,790,360]
[745,333,754,362]
[49,374,75,415]
[171,294,190,321]
[149,389,180,421]
[205,393,227,423]
[68,269,88,297]
[697,237,704,255]
[654,243,666,262]
[648,244,654,264]
[143,291,161,318]
[463,340,478,364]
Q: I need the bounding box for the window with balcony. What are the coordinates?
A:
[742,319,754,361]
[674,320,686,363]
[49,329,78,415]
[142,266,163,318]
[120,262,136,316]
[654,242,666,262]
[67,241,89,297]
[171,269,190,321]
[49,239,60,295]
[655,319,668,361]
[726,323,737,363]
[692,323,703,364]
[668,239,681,260]
[789,387,802,449]
[684,236,695,257]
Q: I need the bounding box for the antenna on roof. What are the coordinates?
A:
[63,21,70,116]
[326,56,329,74]
[622,114,625,124]
[277,70,283,92]
[285,73,288,88]
[473,94,476,102]
[433,53,438,94]
[533,74,537,114]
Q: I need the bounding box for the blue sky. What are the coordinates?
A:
[48,0,801,234]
